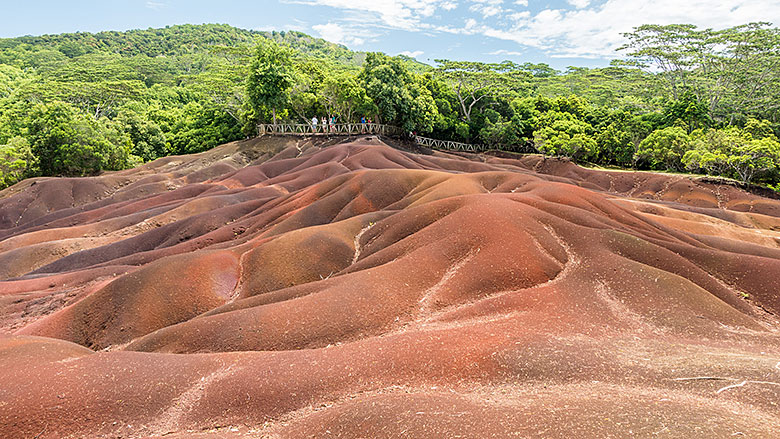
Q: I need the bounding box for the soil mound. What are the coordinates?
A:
[2,136,780,438]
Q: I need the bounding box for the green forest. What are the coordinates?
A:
[1,23,779,190]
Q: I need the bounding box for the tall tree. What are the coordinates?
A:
[27,101,131,176]
[247,40,294,125]
[359,53,437,132]
[618,24,704,101]
[619,23,780,123]
[0,136,34,188]
[319,70,373,123]
[434,60,526,122]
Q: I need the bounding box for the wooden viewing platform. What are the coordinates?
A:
[414,135,486,153]
[256,123,488,153]
[257,123,401,136]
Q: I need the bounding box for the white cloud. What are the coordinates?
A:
[567,0,590,8]
[468,0,505,18]
[488,49,523,56]
[286,0,453,30]
[509,11,530,21]
[255,19,308,33]
[312,22,366,46]
[399,50,424,57]
[145,1,167,10]
[290,0,780,60]
[466,0,780,58]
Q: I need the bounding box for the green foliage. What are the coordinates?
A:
[0,136,34,188]
[744,118,777,140]
[635,126,692,171]
[683,128,780,183]
[359,53,437,132]
[533,111,597,159]
[662,91,711,131]
[434,59,528,122]
[479,116,523,150]
[27,101,132,176]
[319,70,374,123]
[115,106,166,161]
[247,40,295,123]
[596,123,635,166]
[2,22,780,189]
[620,22,780,123]
[164,102,243,155]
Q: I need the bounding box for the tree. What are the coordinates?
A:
[27,101,132,176]
[596,122,635,167]
[635,126,691,171]
[533,111,597,159]
[434,60,525,122]
[479,116,522,150]
[727,137,780,184]
[683,127,780,184]
[519,62,558,78]
[164,101,243,155]
[662,90,711,131]
[619,24,704,101]
[319,70,374,123]
[0,136,34,188]
[619,23,780,124]
[288,59,326,123]
[704,23,780,123]
[247,40,294,124]
[682,129,732,176]
[744,118,777,140]
[115,105,167,161]
[186,45,253,127]
[359,53,437,133]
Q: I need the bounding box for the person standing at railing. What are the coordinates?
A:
[360,116,366,134]
[321,116,328,133]
[330,116,336,133]
[311,116,318,133]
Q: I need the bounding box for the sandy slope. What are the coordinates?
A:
[1,136,780,438]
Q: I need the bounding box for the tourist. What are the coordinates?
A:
[311,116,318,133]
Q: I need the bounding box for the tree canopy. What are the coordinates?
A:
[1,22,780,190]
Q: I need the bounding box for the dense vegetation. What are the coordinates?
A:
[1,23,779,190]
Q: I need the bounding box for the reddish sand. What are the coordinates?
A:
[2,136,780,438]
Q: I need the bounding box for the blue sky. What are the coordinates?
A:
[2,1,778,70]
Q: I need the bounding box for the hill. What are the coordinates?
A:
[0,23,434,71]
[1,137,780,437]
[2,22,779,197]
[0,24,439,190]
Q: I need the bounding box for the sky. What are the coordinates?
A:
[2,1,779,70]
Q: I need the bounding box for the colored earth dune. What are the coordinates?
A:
[2,136,780,438]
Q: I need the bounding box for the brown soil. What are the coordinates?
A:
[2,136,780,438]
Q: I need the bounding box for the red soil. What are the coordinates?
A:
[2,136,780,438]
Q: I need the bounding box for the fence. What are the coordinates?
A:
[414,136,486,153]
[257,123,401,136]
[256,123,488,153]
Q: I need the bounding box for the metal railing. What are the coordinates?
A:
[257,123,401,136]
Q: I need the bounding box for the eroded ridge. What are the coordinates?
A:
[2,136,780,438]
